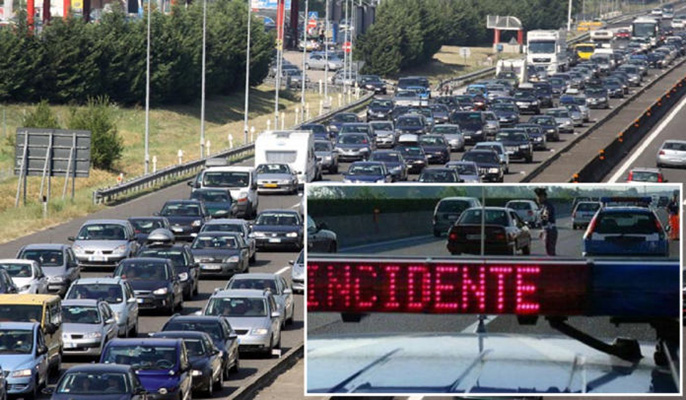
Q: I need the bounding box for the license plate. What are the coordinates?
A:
[507,147,518,152]
[466,234,483,240]
[65,343,78,349]
[172,227,183,233]
[89,255,106,262]
[269,238,282,243]
[264,183,278,188]
[202,265,222,271]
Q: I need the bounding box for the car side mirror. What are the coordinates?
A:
[67,236,75,242]
[135,388,148,395]
[127,297,137,303]
[283,288,292,295]
[152,212,160,216]
[271,311,281,319]
[187,181,194,187]
[105,318,116,325]
[229,331,238,340]
[288,260,294,265]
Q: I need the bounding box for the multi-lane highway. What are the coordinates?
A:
[0,161,304,398]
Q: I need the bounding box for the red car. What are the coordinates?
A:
[615,29,631,39]
[447,206,532,255]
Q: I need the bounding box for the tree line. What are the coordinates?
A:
[356,0,574,77]
[0,0,275,106]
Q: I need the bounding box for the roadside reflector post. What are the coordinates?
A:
[266,119,271,131]
[319,100,323,115]
[152,156,157,173]
[42,195,47,219]
[206,140,211,156]
[228,134,234,149]
[295,108,300,125]
[251,126,255,142]
[177,149,183,165]
[280,112,285,130]
[338,93,342,107]
[599,149,605,161]
[319,79,323,95]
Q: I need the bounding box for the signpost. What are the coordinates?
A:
[343,41,352,53]
[14,128,91,206]
[308,10,318,31]
[459,47,471,65]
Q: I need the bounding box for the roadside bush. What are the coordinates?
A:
[67,97,123,171]
[21,100,61,129]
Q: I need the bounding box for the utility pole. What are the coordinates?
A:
[144,0,151,175]
[324,0,330,110]
[301,0,309,119]
[244,3,252,143]
[200,0,207,158]
[567,0,573,31]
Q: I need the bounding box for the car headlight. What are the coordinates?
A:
[547,129,555,133]
[251,328,269,335]
[286,232,298,238]
[520,145,529,149]
[253,232,266,237]
[223,256,240,263]
[391,166,402,172]
[50,276,64,283]
[85,331,102,339]
[114,312,122,323]
[324,156,332,161]
[359,148,369,152]
[153,287,169,295]
[488,168,500,174]
[158,388,169,395]
[563,120,571,125]
[11,369,32,377]
[72,244,84,254]
[191,370,203,377]
[113,244,127,254]
[476,130,483,135]
[191,220,202,227]
[178,272,189,282]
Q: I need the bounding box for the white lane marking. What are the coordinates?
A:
[290,203,300,209]
[407,396,424,400]
[275,266,290,275]
[608,94,686,183]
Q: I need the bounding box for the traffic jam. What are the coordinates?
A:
[0,160,305,400]
[305,184,681,394]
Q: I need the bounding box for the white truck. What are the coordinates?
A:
[254,130,319,186]
[526,30,568,74]
[632,16,660,47]
[590,29,614,48]
[496,58,528,85]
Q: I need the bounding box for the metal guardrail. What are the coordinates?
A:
[92,91,373,205]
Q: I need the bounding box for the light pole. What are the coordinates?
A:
[144,0,151,174]
[244,2,252,143]
[324,0,329,108]
[200,0,207,158]
[274,1,286,129]
[567,0,572,32]
[301,0,309,120]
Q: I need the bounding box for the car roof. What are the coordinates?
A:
[152,331,213,340]
[600,206,653,212]
[205,219,247,225]
[128,216,167,220]
[0,322,39,330]
[167,315,226,323]
[21,243,69,250]
[212,289,270,298]
[205,166,254,172]
[65,364,134,373]
[476,141,504,147]
[230,273,279,280]
[0,259,37,265]
[0,294,61,305]
[164,199,203,204]
[81,219,129,225]
[259,209,299,214]
[630,167,660,172]
[121,257,170,264]
[73,277,124,285]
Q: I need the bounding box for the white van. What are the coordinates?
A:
[255,130,319,186]
[190,164,259,219]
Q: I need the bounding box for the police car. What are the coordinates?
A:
[582,197,669,257]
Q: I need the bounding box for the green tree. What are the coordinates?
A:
[22,100,61,129]
[67,97,123,171]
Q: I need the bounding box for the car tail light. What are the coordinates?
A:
[527,210,533,216]
[655,218,664,232]
[658,174,663,182]
[659,150,665,155]
[448,232,457,241]
[627,171,633,181]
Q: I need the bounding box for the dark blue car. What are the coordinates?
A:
[100,338,192,400]
[189,189,236,219]
[343,161,392,183]
[113,258,184,315]
[48,364,147,400]
[251,210,303,251]
[157,200,210,241]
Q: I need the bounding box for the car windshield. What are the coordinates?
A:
[547,109,570,118]
[630,171,660,182]
[0,329,33,354]
[397,117,422,127]
[459,209,510,226]
[530,117,553,125]
[0,262,33,278]
[462,152,498,164]
[138,249,186,268]
[165,320,224,341]
[202,171,249,188]
[348,164,384,175]
[56,372,130,395]
[302,124,327,134]
[255,212,299,226]
[160,203,201,217]
[370,122,393,130]
[182,338,207,357]
[341,125,369,134]
[496,131,528,141]
[227,278,278,292]
[492,104,517,112]
[663,142,686,151]
[117,261,169,281]
[371,153,400,162]
[205,297,268,317]
[0,305,42,323]
[430,105,449,113]
[338,134,368,145]
[549,78,564,85]
[433,126,459,134]
[576,203,601,212]
[594,212,660,234]
[129,219,165,234]
[419,136,445,146]
[437,200,471,213]
[334,114,358,123]
[448,163,477,175]
[476,144,502,154]
[62,306,101,324]
[419,170,457,182]
[370,100,392,107]
[191,191,230,203]
[102,345,177,370]
[191,235,239,249]
[586,88,606,96]
[399,147,423,156]
[68,284,124,303]
[76,224,127,241]
[255,164,291,175]
[507,202,533,210]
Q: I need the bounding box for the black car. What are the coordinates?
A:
[151,331,227,396]
[491,103,520,127]
[397,145,428,173]
[450,111,485,144]
[548,76,567,96]
[461,149,504,182]
[136,243,199,300]
[366,99,393,121]
[307,215,338,253]
[515,123,547,150]
[417,168,460,183]
[328,112,359,135]
[156,200,210,241]
[528,115,560,142]
[429,104,451,124]
[391,106,411,123]
[513,88,541,114]
[359,75,387,94]
[301,123,331,141]
[251,210,303,251]
[113,257,183,314]
[418,134,450,164]
[161,315,240,380]
[191,232,250,277]
[496,129,534,163]
[452,95,475,111]
[190,189,236,219]
[585,87,610,109]
[128,217,171,244]
[47,364,147,400]
[533,82,554,108]
[395,114,428,135]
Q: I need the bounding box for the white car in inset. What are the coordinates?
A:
[0,259,49,294]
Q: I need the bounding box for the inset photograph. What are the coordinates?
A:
[305,183,681,395]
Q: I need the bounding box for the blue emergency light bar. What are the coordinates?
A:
[600,196,653,206]
[307,256,679,318]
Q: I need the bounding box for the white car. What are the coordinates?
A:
[0,259,49,294]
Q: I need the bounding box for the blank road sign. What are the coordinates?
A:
[14,128,92,178]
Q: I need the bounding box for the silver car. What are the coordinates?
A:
[200,218,257,264]
[0,322,49,398]
[482,111,500,138]
[65,277,139,337]
[16,244,81,296]
[572,201,602,230]
[314,140,339,173]
[545,108,575,133]
[69,219,139,269]
[305,53,343,71]
[562,104,584,126]
[656,140,686,168]
[370,121,397,149]
[255,163,298,194]
[290,250,304,294]
[0,259,48,294]
[61,299,118,357]
[474,142,509,174]
[445,161,481,183]
[432,124,464,151]
[224,273,294,327]
[505,200,542,228]
[203,289,282,356]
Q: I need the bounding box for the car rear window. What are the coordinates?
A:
[507,202,532,210]
[576,203,600,212]
[663,142,686,151]
[594,212,659,234]
[437,200,471,213]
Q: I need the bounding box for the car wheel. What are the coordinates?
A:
[193,280,199,296]
[183,287,192,301]
[327,242,337,253]
[230,353,240,373]
[331,164,339,174]
[525,155,533,163]
[522,244,531,255]
[213,366,224,391]
[263,335,275,358]
[130,321,139,338]
[27,375,38,400]
[249,252,256,264]
[287,304,295,326]
[203,375,214,397]
[166,301,175,316]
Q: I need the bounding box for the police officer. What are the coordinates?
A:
[667,191,679,240]
[534,187,557,256]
